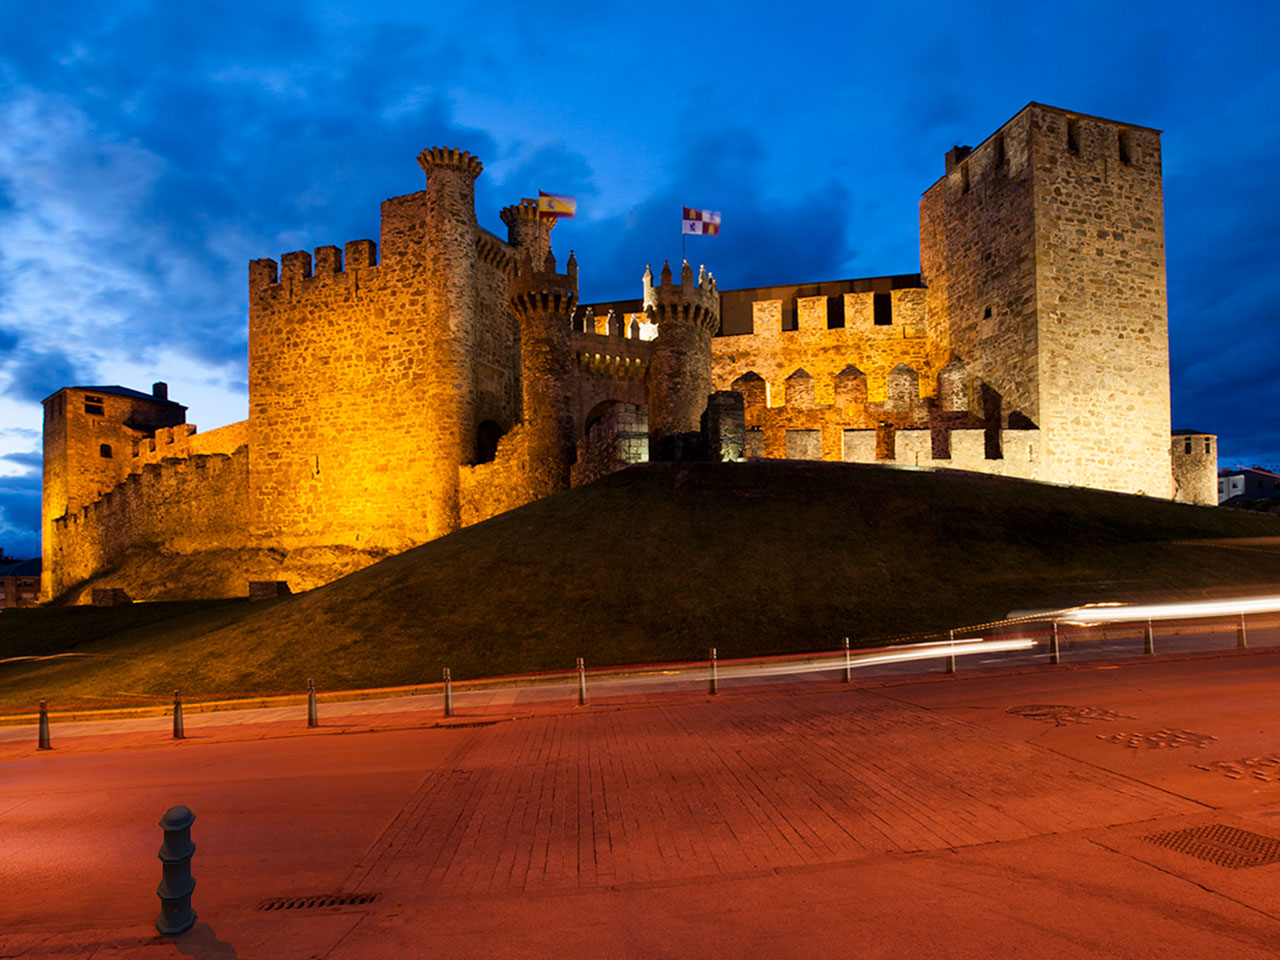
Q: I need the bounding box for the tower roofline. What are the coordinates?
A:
[920,101,1163,196]
[41,384,187,409]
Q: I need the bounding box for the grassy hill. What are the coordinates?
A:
[3,460,1280,710]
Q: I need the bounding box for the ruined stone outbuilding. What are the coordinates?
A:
[41,102,1219,603]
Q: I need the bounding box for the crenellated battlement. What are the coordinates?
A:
[248,240,379,296]
[499,198,543,225]
[509,249,579,318]
[642,260,719,332]
[416,146,484,181]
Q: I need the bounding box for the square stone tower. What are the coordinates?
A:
[919,103,1171,496]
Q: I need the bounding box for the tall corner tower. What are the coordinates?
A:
[919,102,1171,496]
[508,247,579,496]
[643,259,720,459]
[416,146,485,537]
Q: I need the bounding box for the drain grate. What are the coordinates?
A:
[1007,704,1134,725]
[1145,824,1280,869]
[257,893,378,911]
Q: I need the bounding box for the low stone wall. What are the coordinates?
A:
[459,426,538,527]
[49,447,252,600]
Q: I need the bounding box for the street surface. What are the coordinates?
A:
[3,641,1280,957]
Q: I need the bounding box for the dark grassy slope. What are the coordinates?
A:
[3,460,1280,708]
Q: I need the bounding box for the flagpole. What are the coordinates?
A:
[681,209,686,263]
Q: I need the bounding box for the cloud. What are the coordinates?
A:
[574,127,854,303]
[0,471,40,557]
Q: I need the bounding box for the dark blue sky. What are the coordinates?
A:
[1,0,1277,556]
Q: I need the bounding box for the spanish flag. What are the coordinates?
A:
[538,190,577,219]
[682,207,721,236]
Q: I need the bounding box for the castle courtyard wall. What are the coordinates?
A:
[711,289,930,408]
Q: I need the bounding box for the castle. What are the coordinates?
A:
[40,103,1219,604]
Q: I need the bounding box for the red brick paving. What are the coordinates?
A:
[3,650,1280,958]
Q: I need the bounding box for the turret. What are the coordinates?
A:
[500,198,556,266]
[642,259,720,459]
[415,146,484,537]
[509,248,579,496]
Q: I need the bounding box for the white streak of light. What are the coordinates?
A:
[1058,594,1280,625]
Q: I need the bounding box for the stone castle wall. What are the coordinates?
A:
[712,289,930,406]
[49,447,249,598]
[919,104,1172,496]
[40,104,1205,604]
[1028,110,1171,497]
[247,162,521,557]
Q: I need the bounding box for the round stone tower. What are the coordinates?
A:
[509,248,579,496]
[415,146,483,538]
[500,199,555,266]
[643,259,720,459]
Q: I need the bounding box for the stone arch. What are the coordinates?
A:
[584,399,626,437]
[730,371,768,408]
[784,368,815,408]
[886,363,919,410]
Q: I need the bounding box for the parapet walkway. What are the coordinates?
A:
[4,644,1280,958]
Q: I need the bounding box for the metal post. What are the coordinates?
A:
[842,637,851,683]
[443,668,454,717]
[306,678,318,728]
[1050,621,1061,665]
[156,805,196,936]
[1144,620,1155,656]
[37,700,51,751]
[172,690,185,740]
[708,648,719,696]
[1238,612,1248,650]
[576,658,588,707]
[947,629,957,675]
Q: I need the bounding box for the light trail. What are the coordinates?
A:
[447,636,1042,702]
[1055,594,1280,625]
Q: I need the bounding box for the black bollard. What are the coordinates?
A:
[172,690,185,740]
[1237,613,1249,650]
[443,668,454,718]
[37,700,51,751]
[1050,621,1061,665]
[576,658,588,707]
[946,629,957,675]
[1144,620,1155,656]
[307,678,318,728]
[708,648,719,696]
[842,637,851,684]
[156,805,197,936]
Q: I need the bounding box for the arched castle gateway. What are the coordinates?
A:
[40,103,1218,603]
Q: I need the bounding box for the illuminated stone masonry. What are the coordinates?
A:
[40,102,1217,603]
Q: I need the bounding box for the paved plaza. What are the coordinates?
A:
[3,648,1280,957]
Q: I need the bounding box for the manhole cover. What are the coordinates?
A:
[257,893,378,911]
[1145,824,1280,869]
[1007,704,1134,725]
[1194,754,1280,782]
[1097,729,1215,749]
